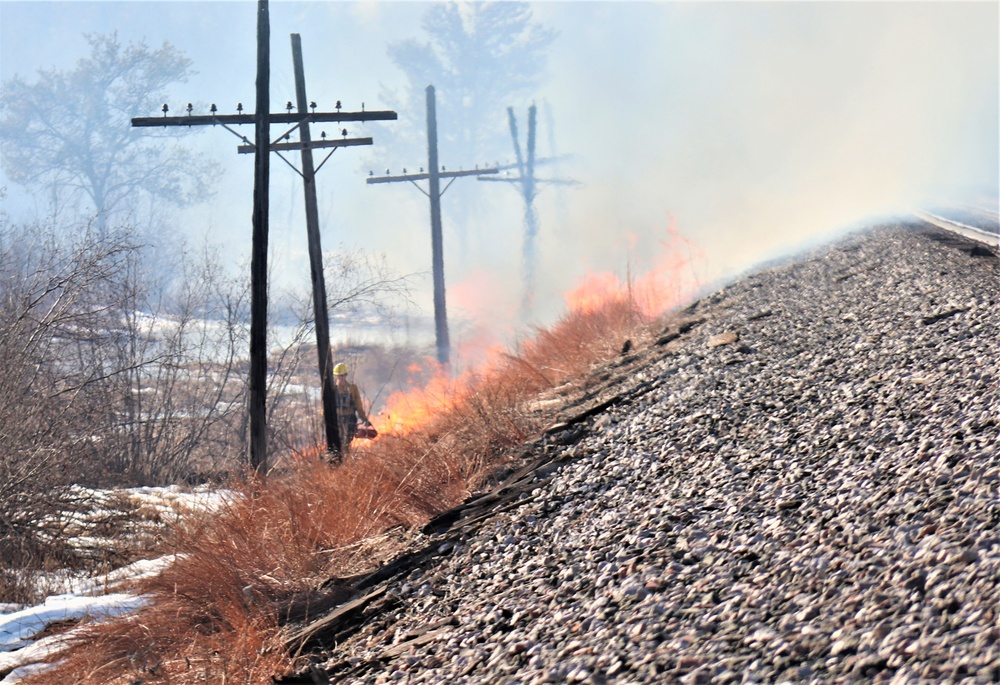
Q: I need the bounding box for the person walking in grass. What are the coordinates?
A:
[332,362,373,453]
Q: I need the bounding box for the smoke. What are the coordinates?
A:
[533,1,998,313]
[2,1,996,354]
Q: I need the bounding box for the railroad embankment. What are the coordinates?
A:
[288,222,999,685]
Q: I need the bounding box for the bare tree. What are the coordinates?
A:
[0,32,219,234]
[0,206,418,600]
[371,2,556,259]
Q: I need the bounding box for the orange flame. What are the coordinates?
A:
[565,215,704,318]
[374,358,468,436]
[565,271,626,315]
[364,217,705,438]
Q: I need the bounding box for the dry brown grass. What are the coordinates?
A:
[23,293,661,685]
[518,293,647,381]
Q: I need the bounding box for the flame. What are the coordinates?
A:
[565,271,626,315]
[566,215,705,318]
[348,278,513,437]
[374,357,468,436]
[360,217,706,440]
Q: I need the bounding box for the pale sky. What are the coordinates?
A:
[2,1,997,350]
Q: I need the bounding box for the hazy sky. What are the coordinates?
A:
[2,1,997,351]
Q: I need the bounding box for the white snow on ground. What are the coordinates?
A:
[0,485,233,682]
[0,594,148,683]
[1,662,51,685]
[0,593,147,652]
[82,483,233,524]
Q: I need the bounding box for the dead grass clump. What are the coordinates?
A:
[30,597,286,684]
[20,455,468,684]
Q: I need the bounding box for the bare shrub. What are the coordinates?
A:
[0,220,249,602]
[0,219,138,603]
[72,240,251,485]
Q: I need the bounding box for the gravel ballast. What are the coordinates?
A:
[300,222,999,684]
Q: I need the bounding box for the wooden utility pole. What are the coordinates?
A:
[426,86,448,369]
[132,5,396,470]
[479,103,578,321]
[367,85,498,368]
[248,0,271,474]
[291,33,339,456]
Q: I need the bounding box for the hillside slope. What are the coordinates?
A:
[289,222,999,684]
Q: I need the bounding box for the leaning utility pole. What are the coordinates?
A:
[479,103,578,321]
[291,33,337,458]
[367,85,498,368]
[132,3,396,469]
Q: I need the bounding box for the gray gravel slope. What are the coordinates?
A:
[314,223,999,685]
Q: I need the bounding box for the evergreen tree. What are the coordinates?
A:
[381,1,556,169]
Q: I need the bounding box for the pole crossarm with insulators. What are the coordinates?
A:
[367,166,493,186]
[132,110,396,127]
[238,137,371,154]
[484,103,578,321]
[132,111,390,157]
[130,12,397,467]
[366,84,497,369]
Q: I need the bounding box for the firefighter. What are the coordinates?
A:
[332,362,372,452]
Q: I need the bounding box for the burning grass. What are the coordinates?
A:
[24,233,701,683]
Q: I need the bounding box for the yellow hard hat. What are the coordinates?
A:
[332,362,349,375]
